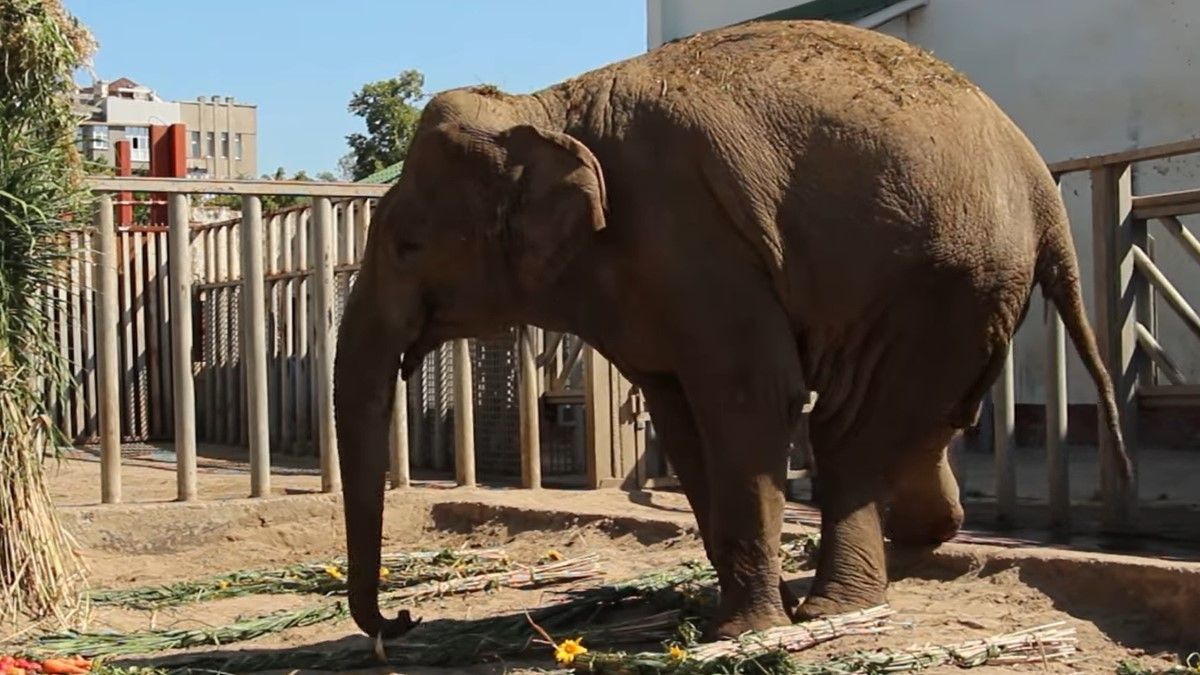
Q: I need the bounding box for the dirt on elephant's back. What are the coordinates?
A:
[615,19,978,110]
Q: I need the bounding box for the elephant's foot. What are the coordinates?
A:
[708,600,792,639]
[795,586,886,621]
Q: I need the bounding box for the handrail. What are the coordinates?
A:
[1047,137,1200,175]
[86,176,390,198]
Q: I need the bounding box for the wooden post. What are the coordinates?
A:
[311,196,341,493]
[1090,164,1137,530]
[95,195,122,504]
[168,193,198,501]
[992,342,1016,524]
[241,196,271,497]
[584,345,613,489]
[1132,225,1156,386]
[452,338,476,487]
[389,374,410,489]
[1045,299,1070,530]
[518,326,541,489]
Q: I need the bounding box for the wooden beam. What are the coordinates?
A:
[1155,215,1200,270]
[1135,323,1186,385]
[1132,245,1200,341]
[1139,384,1200,407]
[518,327,541,489]
[88,176,389,198]
[583,345,613,489]
[1047,137,1200,175]
[452,338,476,487]
[389,374,411,489]
[1090,164,1138,530]
[992,342,1016,524]
[1131,188,1200,220]
[168,193,198,501]
[1045,301,1070,530]
[311,196,341,492]
[94,195,122,504]
[241,196,271,497]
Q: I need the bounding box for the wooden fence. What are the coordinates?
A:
[984,136,1200,532]
[54,138,1200,534]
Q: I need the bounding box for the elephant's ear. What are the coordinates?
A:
[498,125,607,292]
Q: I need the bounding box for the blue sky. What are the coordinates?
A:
[66,1,647,177]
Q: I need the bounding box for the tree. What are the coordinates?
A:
[345,70,424,181]
[0,0,92,626]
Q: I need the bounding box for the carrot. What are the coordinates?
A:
[38,660,86,675]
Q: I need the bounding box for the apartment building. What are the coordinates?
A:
[75,77,257,179]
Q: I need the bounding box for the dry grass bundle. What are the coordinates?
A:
[24,554,600,658]
[0,0,94,630]
[90,548,510,609]
[574,619,1077,674]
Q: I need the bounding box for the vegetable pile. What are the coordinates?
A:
[0,655,90,675]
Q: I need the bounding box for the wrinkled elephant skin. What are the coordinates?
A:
[333,20,1132,640]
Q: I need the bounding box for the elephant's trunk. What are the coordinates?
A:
[333,267,419,639]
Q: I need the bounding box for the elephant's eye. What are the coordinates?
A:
[396,241,422,257]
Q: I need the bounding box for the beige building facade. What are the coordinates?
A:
[180,96,257,179]
[75,77,257,179]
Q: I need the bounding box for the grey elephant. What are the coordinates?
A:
[333,20,1131,640]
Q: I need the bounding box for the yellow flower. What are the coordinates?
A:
[554,637,587,665]
[544,549,564,561]
[324,565,346,581]
[667,644,687,662]
[379,566,391,579]
[217,579,231,590]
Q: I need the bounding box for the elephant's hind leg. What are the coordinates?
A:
[796,423,889,619]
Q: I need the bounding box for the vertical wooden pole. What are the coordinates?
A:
[518,326,541,489]
[1090,164,1137,530]
[1046,298,1070,530]
[584,345,613,489]
[389,374,411,489]
[311,196,341,493]
[95,195,122,504]
[992,342,1016,524]
[241,196,271,497]
[169,193,197,501]
[452,338,476,487]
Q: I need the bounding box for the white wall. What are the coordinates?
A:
[647,0,797,48]
[101,97,181,126]
[648,0,1200,404]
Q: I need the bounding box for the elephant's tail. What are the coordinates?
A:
[1034,200,1134,486]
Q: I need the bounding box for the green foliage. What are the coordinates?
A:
[345,69,424,181]
[0,0,92,624]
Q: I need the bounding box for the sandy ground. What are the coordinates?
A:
[31,458,1200,674]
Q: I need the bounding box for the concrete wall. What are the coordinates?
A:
[179,100,258,179]
[649,0,1200,404]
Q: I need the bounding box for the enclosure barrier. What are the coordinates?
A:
[984,136,1200,531]
[63,137,1200,536]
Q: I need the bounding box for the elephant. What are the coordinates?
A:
[333,19,1132,640]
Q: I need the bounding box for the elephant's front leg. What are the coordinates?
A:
[685,369,800,638]
[640,377,802,620]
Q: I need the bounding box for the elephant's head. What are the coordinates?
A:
[332,88,608,639]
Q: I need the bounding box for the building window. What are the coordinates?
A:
[220,132,229,158]
[190,131,201,158]
[205,131,215,157]
[86,124,109,151]
[234,133,243,160]
[127,126,150,163]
